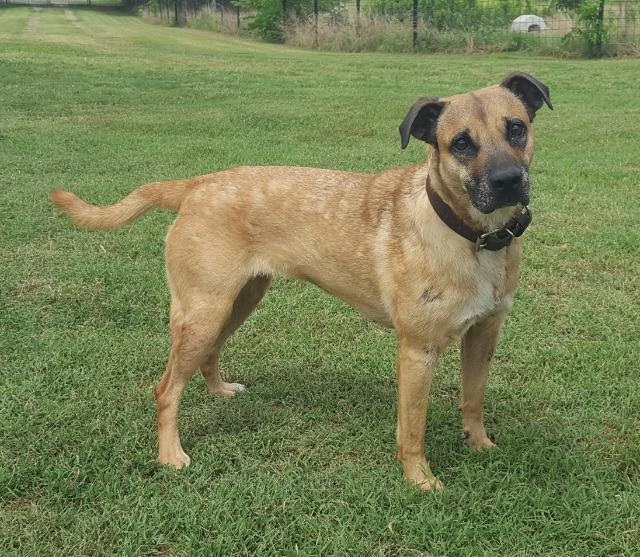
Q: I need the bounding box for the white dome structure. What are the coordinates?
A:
[511,15,547,33]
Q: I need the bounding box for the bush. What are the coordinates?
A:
[561,0,608,56]
[241,0,344,41]
[241,0,285,40]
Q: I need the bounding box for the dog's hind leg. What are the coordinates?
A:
[155,218,252,468]
[156,292,238,468]
[201,275,272,397]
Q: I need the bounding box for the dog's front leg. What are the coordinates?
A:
[396,336,443,491]
[460,312,507,451]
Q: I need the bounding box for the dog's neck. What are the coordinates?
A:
[426,160,523,234]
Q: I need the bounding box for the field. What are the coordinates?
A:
[1,6,639,556]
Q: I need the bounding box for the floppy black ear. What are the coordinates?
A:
[399,97,447,149]
[501,72,553,121]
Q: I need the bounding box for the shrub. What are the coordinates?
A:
[562,0,609,56]
[241,0,344,41]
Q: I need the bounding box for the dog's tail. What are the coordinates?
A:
[50,178,199,230]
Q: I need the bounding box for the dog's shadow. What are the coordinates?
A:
[187,360,398,436]
[159,343,614,495]
[181,333,469,476]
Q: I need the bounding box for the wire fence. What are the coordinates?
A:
[280,0,640,53]
[162,0,639,54]
[5,0,639,55]
[3,0,123,6]
[147,1,254,30]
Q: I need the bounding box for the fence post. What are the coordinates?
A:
[356,0,360,16]
[412,0,418,51]
[312,0,318,46]
[282,0,287,20]
[236,4,240,28]
[596,0,605,56]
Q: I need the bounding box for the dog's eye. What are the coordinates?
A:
[452,137,470,151]
[510,121,526,139]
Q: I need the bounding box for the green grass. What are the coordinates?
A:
[1,6,639,556]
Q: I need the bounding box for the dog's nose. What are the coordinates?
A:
[489,166,522,192]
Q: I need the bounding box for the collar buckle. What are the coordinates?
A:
[476,227,515,251]
[476,207,530,252]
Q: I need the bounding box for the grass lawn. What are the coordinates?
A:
[1,6,639,556]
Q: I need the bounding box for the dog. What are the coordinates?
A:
[50,72,552,491]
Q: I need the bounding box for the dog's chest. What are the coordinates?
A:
[454,251,512,334]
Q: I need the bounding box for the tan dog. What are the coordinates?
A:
[51,72,552,491]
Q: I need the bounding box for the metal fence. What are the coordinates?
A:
[5,0,639,54]
[281,0,640,53]
[146,1,250,28]
[4,0,122,5]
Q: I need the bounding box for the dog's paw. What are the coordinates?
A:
[464,430,497,451]
[418,475,444,492]
[209,382,246,398]
[404,460,444,492]
[159,448,191,469]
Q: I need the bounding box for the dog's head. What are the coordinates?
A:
[399,73,552,215]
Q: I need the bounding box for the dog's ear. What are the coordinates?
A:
[501,72,553,121]
[399,97,447,149]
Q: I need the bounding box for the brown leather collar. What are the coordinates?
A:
[426,182,532,251]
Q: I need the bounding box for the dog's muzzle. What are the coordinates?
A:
[469,155,530,214]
